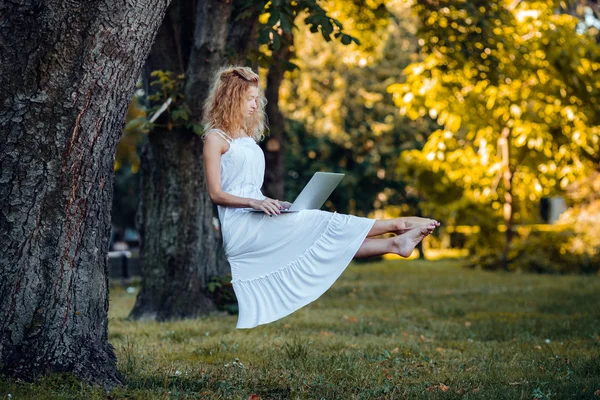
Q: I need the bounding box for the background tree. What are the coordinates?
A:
[278,0,435,235]
[128,0,238,321]
[128,0,360,321]
[257,1,360,199]
[388,0,600,268]
[0,0,169,388]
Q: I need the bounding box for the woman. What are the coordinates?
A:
[202,66,439,329]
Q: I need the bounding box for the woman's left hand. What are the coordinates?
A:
[280,201,292,210]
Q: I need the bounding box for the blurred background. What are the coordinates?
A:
[109,0,599,276]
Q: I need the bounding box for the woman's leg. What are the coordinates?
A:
[366,217,439,238]
[356,223,436,258]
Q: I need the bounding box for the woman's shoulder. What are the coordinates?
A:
[202,130,232,156]
[203,127,232,140]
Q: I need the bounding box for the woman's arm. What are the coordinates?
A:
[202,133,283,215]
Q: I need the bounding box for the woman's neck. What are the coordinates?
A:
[232,129,248,139]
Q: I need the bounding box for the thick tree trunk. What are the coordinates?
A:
[0,0,169,388]
[262,32,294,200]
[130,0,245,320]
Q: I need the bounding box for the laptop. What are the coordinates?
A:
[243,172,344,213]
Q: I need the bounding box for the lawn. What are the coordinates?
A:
[2,259,599,399]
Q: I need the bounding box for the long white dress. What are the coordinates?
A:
[209,129,376,329]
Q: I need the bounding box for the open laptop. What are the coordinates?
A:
[243,172,344,213]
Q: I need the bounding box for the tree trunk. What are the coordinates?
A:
[0,0,169,388]
[262,32,294,200]
[499,127,513,271]
[130,0,260,320]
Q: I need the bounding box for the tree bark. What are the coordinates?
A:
[130,0,260,320]
[262,31,294,200]
[0,0,169,388]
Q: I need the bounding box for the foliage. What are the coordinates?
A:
[206,274,238,314]
[280,1,434,217]
[470,171,600,273]
[145,70,205,135]
[249,0,362,69]
[388,0,600,226]
[116,95,147,172]
[116,70,203,175]
[472,226,600,274]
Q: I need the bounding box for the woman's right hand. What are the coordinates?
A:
[248,197,282,216]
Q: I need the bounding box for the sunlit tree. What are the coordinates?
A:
[389,0,600,268]
[280,0,433,220]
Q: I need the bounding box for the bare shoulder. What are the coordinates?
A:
[203,131,229,155]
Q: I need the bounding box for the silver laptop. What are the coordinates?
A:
[243,172,344,213]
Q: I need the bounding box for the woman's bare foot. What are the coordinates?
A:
[392,223,437,257]
[394,217,440,235]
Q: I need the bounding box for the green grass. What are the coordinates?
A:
[2,259,600,399]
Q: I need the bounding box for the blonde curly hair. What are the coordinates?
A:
[201,66,268,142]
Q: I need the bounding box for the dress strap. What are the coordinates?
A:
[209,128,234,144]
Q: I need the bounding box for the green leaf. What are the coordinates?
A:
[171,108,189,122]
[280,14,294,34]
[320,18,333,39]
[283,60,299,71]
[267,9,280,27]
[258,27,271,45]
[191,124,204,136]
[271,32,281,50]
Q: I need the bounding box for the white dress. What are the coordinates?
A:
[209,129,376,329]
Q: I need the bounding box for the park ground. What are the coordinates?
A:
[1,259,599,399]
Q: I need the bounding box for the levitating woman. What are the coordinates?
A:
[201,66,439,329]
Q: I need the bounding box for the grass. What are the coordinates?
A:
[1,259,600,399]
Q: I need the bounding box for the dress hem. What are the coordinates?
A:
[231,211,376,329]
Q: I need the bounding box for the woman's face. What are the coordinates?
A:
[243,85,259,118]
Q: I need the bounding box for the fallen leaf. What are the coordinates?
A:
[436,347,445,353]
[420,335,425,342]
[248,395,261,400]
[472,388,480,393]
[464,321,471,327]
[581,386,588,393]
[594,389,600,397]
[509,380,528,386]
[440,383,450,392]
[391,347,399,354]
[343,315,358,323]
[534,345,542,350]
[320,330,334,337]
